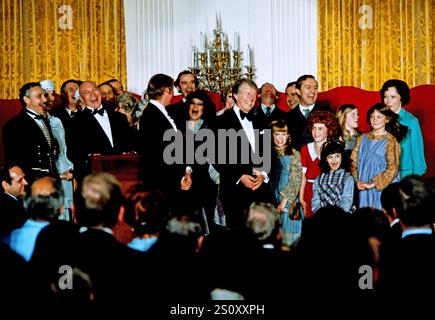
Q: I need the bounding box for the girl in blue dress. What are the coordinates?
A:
[350,103,406,210]
[269,120,302,247]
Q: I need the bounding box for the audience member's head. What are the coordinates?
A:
[397,175,433,228]
[285,81,299,109]
[76,172,123,228]
[124,186,169,237]
[380,182,402,223]
[184,90,215,125]
[295,75,318,107]
[221,87,234,111]
[244,202,281,246]
[1,164,28,198]
[175,70,197,98]
[24,176,63,222]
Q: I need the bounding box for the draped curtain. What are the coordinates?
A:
[318,0,434,91]
[0,0,126,99]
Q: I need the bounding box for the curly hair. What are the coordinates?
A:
[307,110,340,140]
[183,90,216,127]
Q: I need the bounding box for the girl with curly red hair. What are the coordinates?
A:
[299,111,340,218]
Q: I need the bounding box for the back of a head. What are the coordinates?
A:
[397,175,432,227]
[146,73,173,100]
[244,202,280,244]
[77,172,123,228]
[24,176,63,222]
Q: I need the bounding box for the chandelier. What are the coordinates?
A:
[189,15,255,95]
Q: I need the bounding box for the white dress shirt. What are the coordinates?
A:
[86,106,114,147]
[149,99,177,132]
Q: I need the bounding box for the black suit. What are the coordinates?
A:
[166,99,185,129]
[70,107,131,179]
[254,105,288,130]
[51,107,80,160]
[287,103,331,150]
[0,192,27,235]
[138,102,184,196]
[216,108,273,228]
[2,109,58,181]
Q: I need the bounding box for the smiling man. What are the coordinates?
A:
[69,81,131,180]
[3,82,59,183]
[287,75,331,150]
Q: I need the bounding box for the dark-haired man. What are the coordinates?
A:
[166,70,197,125]
[3,82,59,182]
[287,75,330,150]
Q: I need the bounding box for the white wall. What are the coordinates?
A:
[124,0,317,95]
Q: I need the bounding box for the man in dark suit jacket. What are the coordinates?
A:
[216,79,273,229]
[138,74,192,201]
[70,81,132,180]
[380,176,435,303]
[0,165,28,236]
[3,82,59,183]
[166,70,197,125]
[254,82,288,129]
[287,75,330,150]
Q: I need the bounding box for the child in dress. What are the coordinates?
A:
[312,140,354,213]
[351,103,406,210]
[269,120,302,247]
[300,111,340,218]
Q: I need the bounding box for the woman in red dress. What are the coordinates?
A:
[300,111,340,218]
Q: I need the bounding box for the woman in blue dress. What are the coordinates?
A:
[269,120,302,247]
[350,103,406,210]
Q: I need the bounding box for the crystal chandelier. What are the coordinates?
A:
[189,15,255,95]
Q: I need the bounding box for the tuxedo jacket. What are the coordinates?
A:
[166,99,185,129]
[69,107,131,178]
[138,102,184,193]
[2,109,57,180]
[216,108,273,227]
[287,103,331,150]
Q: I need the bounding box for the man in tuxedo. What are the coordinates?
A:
[70,81,132,180]
[216,79,273,229]
[0,165,28,236]
[287,75,330,150]
[3,82,59,183]
[138,73,192,202]
[166,70,197,126]
[254,82,287,129]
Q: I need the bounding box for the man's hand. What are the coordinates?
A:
[240,174,256,189]
[180,172,192,190]
[251,169,265,191]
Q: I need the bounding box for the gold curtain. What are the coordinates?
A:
[0,0,126,99]
[318,0,434,91]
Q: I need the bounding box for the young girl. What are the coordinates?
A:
[336,104,360,153]
[300,111,340,218]
[269,120,302,247]
[351,103,406,210]
[312,140,354,213]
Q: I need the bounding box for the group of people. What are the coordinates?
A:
[0,70,433,309]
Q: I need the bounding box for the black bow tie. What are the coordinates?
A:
[240,110,253,121]
[92,108,105,116]
[34,114,46,120]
